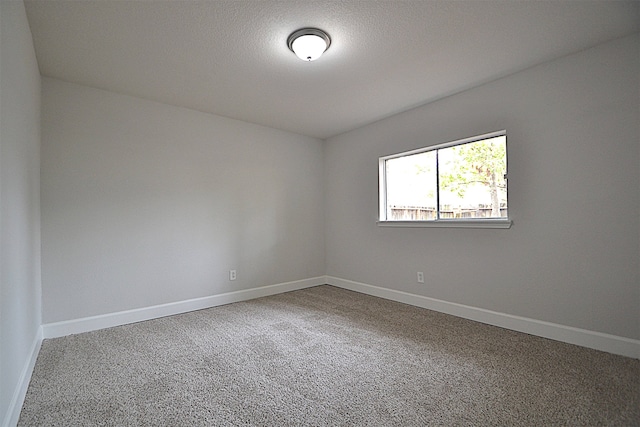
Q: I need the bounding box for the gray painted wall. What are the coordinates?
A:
[41,79,325,323]
[0,1,42,423]
[325,34,640,340]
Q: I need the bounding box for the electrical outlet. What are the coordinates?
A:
[417,272,424,283]
[229,270,237,281]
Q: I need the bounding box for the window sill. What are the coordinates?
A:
[377,219,512,229]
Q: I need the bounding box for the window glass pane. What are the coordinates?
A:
[438,136,507,219]
[385,151,437,220]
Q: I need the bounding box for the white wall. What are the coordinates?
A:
[41,78,325,323]
[325,34,640,341]
[0,1,42,425]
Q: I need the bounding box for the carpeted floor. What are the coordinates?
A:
[19,285,639,426]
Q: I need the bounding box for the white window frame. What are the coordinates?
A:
[378,130,512,229]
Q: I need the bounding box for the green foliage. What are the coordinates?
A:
[440,139,506,198]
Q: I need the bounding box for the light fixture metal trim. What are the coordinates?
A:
[287,28,331,61]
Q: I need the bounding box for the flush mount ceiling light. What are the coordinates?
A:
[287,28,331,61]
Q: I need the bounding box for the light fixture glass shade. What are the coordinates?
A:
[287,28,331,62]
[291,34,327,61]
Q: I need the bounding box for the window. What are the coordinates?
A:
[378,130,511,228]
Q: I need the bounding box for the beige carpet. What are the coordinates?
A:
[19,285,639,426]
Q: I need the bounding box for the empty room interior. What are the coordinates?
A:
[2,0,639,425]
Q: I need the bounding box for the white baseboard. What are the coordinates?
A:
[42,277,325,339]
[325,276,640,359]
[2,328,42,427]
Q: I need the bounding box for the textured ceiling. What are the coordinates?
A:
[24,1,640,139]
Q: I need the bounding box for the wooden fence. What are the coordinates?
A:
[390,204,507,220]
